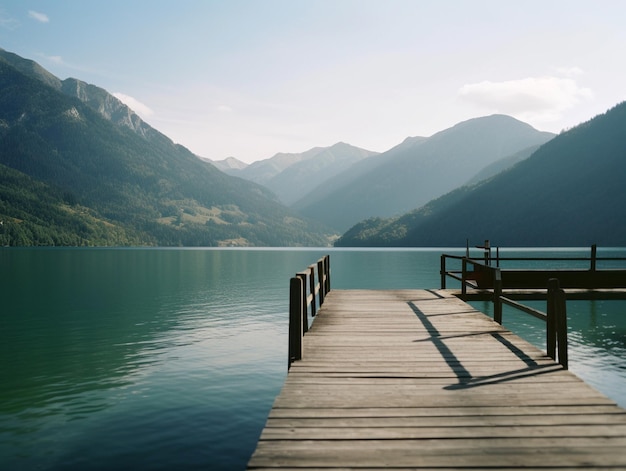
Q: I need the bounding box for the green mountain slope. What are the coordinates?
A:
[0,52,330,246]
[296,115,554,232]
[0,163,143,246]
[336,102,626,247]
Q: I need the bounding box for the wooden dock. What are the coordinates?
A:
[248,289,626,469]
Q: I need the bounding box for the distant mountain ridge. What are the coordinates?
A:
[294,115,555,231]
[219,142,378,205]
[336,102,626,247]
[0,48,331,246]
[210,156,249,171]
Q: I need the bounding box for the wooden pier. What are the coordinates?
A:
[248,252,626,469]
[248,287,626,469]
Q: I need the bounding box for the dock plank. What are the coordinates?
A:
[247,289,626,469]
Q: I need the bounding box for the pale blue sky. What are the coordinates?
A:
[2,1,625,162]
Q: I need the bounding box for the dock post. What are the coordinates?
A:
[547,279,558,361]
[590,244,597,271]
[556,287,568,369]
[547,278,568,368]
[325,255,331,293]
[493,268,502,324]
[288,277,304,369]
[308,265,317,317]
[440,255,446,289]
[295,272,309,334]
[317,258,325,305]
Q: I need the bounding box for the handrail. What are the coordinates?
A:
[442,244,626,292]
[441,249,626,369]
[288,255,331,370]
[458,258,570,368]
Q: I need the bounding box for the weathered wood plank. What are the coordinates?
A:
[265,413,626,428]
[260,424,626,440]
[267,404,626,418]
[249,440,626,468]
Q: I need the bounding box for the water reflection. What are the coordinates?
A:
[0,248,334,470]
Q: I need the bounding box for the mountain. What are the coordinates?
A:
[223,142,378,205]
[0,50,331,246]
[464,144,543,186]
[294,115,555,231]
[234,147,323,183]
[265,142,378,205]
[0,48,155,140]
[336,102,626,247]
[210,156,249,172]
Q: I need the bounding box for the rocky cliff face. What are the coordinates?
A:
[61,78,154,139]
[0,48,157,141]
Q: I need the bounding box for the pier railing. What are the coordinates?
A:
[288,255,330,369]
[440,244,626,369]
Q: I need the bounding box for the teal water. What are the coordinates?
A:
[1,247,625,470]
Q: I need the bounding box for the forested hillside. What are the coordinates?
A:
[0,51,330,246]
[336,102,626,247]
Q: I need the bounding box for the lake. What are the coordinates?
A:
[1,247,625,470]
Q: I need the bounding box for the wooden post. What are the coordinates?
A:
[317,258,325,306]
[590,244,597,272]
[296,272,308,334]
[308,265,317,317]
[324,255,331,294]
[461,258,468,298]
[440,255,446,289]
[556,287,569,369]
[484,239,490,266]
[546,278,559,361]
[288,277,303,369]
[493,268,503,325]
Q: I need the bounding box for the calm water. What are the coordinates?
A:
[1,247,625,470]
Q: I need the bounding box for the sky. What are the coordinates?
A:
[1,1,626,163]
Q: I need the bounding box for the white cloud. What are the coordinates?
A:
[28,10,49,23]
[216,105,233,113]
[113,93,154,119]
[458,75,593,125]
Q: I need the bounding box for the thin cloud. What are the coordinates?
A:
[0,10,20,29]
[458,75,593,124]
[113,93,155,118]
[46,55,65,65]
[554,66,584,77]
[28,10,49,23]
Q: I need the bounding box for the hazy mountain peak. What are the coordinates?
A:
[210,156,249,171]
